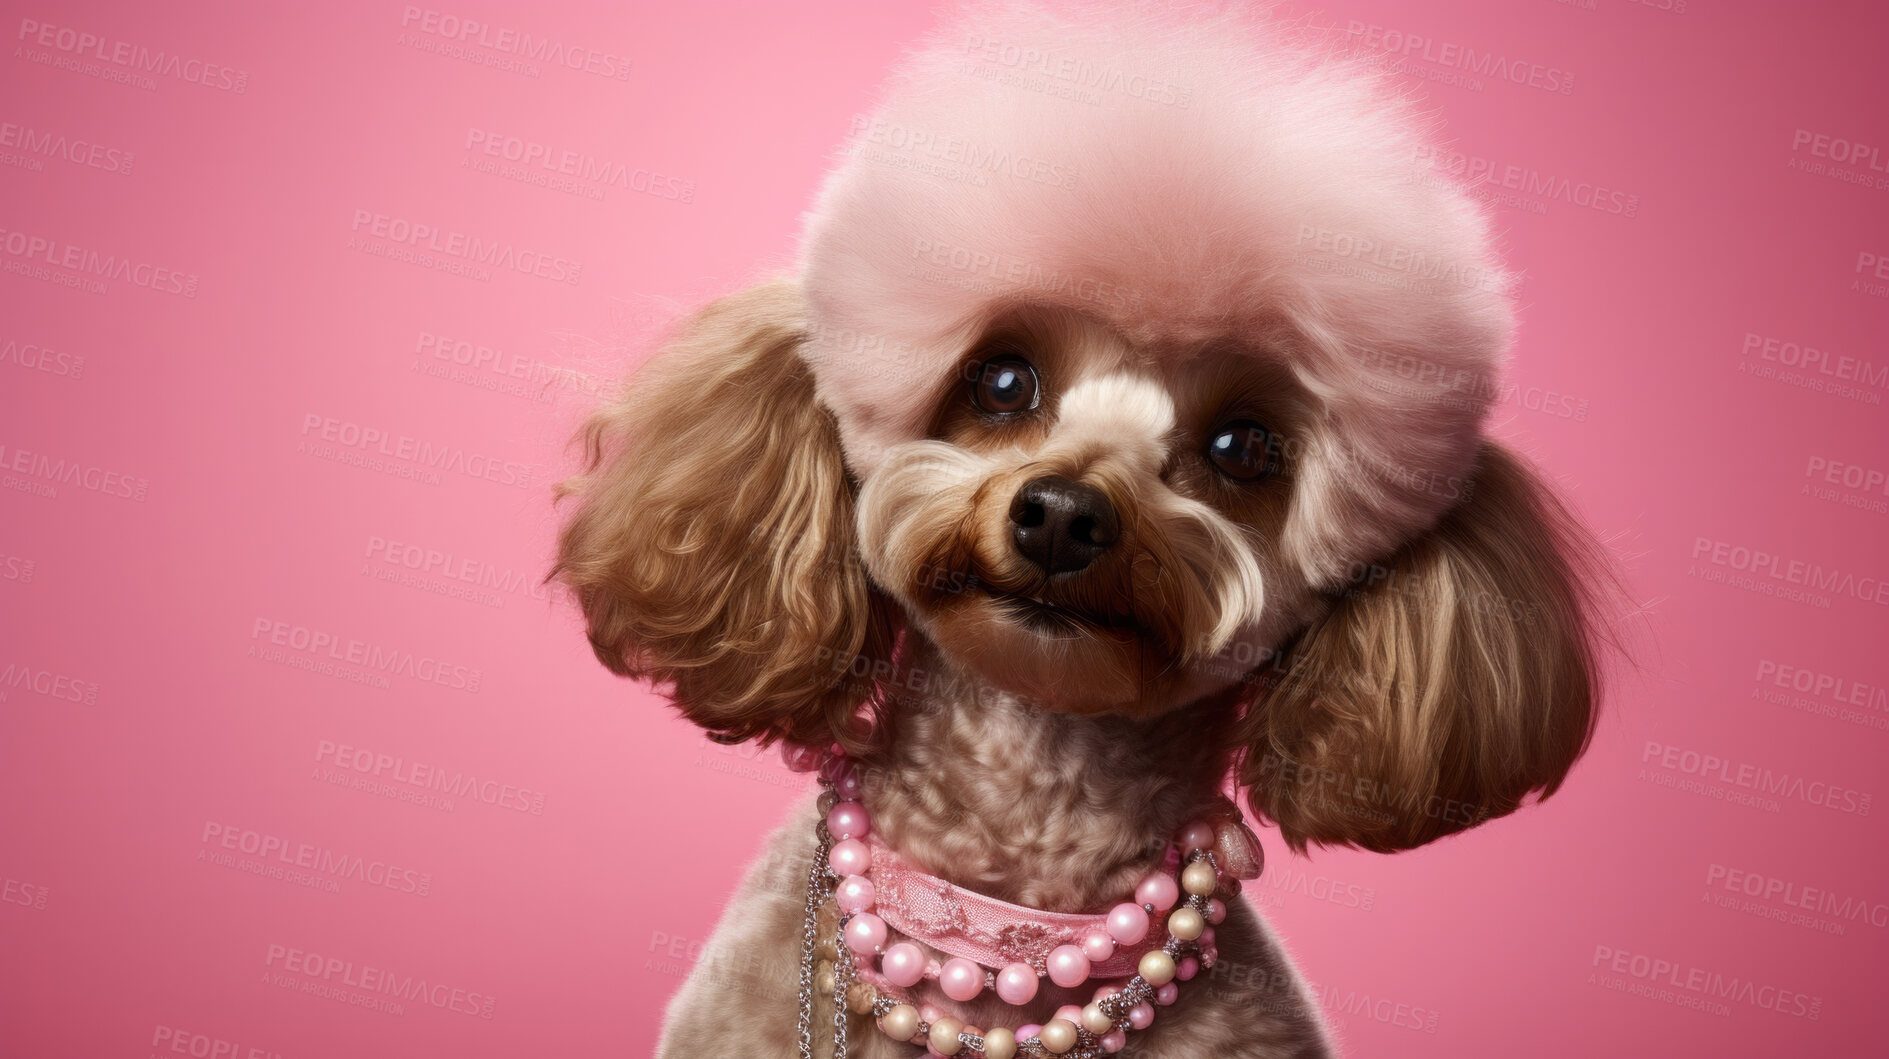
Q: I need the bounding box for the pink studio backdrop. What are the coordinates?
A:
[3,1,1886,1056]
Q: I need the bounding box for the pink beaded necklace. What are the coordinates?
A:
[786,746,1264,1059]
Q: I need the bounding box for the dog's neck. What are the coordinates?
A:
[851,634,1240,913]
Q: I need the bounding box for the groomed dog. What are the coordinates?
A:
[552,3,1613,1055]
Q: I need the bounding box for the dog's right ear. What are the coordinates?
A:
[1235,441,1612,853]
[550,279,893,749]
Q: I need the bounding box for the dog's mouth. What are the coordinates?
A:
[981,586,1141,638]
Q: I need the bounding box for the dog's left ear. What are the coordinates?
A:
[1235,441,1611,853]
[550,279,894,751]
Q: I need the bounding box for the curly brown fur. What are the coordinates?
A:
[549,280,895,751]
[1236,441,1611,853]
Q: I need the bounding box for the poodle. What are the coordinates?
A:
[551,3,1611,1055]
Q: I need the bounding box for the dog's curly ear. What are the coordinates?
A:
[1236,441,1611,853]
[550,279,893,750]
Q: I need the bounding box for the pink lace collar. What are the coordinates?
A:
[863,837,1183,980]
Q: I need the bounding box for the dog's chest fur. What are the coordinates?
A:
[857,636,1238,910]
[652,635,1333,1057]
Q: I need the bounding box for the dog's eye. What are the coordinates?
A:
[969,354,1040,415]
[1207,420,1279,481]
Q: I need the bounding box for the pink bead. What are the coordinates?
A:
[1155,983,1179,1006]
[827,801,871,841]
[1199,927,1216,948]
[828,838,870,877]
[1178,820,1216,854]
[920,1003,944,1023]
[843,913,887,955]
[1127,1002,1155,1030]
[1046,945,1091,988]
[781,743,824,772]
[1080,929,1116,963]
[836,875,876,914]
[1101,1029,1127,1053]
[1206,898,1227,925]
[1092,983,1122,1002]
[1106,902,1150,945]
[822,756,866,799]
[940,957,984,1002]
[880,942,926,987]
[1176,956,1199,981]
[1215,816,1265,880]
[1135,872,1179,911]
[1016,1025,1042,1044]
[996,963,1039,1005]
[835,770,863,800]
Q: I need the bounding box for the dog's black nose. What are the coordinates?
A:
[1008,476,1119,575]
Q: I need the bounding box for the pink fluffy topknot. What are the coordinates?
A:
[796,0,1515,581]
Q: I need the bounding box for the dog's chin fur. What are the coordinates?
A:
[911,601,1208,716]
[915,615,1284,717]
[906,589,1326,717]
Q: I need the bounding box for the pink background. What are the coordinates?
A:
[4,1,1887,1055]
